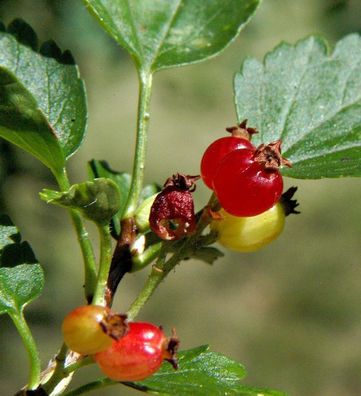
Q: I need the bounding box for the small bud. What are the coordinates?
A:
[149,174,199,241]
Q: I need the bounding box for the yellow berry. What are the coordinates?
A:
[211,204,285,252]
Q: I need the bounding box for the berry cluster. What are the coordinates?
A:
[62,305,178,381]
[201,121,297,251]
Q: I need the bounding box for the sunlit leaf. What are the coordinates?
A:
[83,0,260,72]
[0,216,43,316]
[235,34,361,179]
[0,19,87,176]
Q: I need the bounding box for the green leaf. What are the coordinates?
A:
[89,159,159,235]
[0,264,44,315]
[192,246,224,265]
[131,346,284,396]
[0,215,43,316]
[234,34,361,179]
[0,215,38,268]
[88,159,131,234]
[134,193,157,232]
[0,19,87,175]
[83,0,260,72]
[0,214,20,249]
[140,183,161,200]
[40,178,121,225]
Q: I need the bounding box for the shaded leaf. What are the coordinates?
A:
[0,216,43,316]
[192,246,224,265]
[0,215,37,267]
[40,178,120,225]
[0,19,87,175]
[130,346,284,396]
[88,159,131,234]
[0,264,43,315]
[235,34,361,179]
[134,193,157,232]
[83,0,260,72]
[89,159,159,235]
[141,183,161,200]
[0,214,20,249]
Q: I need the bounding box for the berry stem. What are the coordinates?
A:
[131,241,163,272]
[123,69,153,219]
[63,356,94,375]
[41,344,93,395]
[92,224,113,307]
[55,168,97,302]
[11,312,41,390]
[127,250,167,320]
[63,378,117,396]
[127,194,219,320]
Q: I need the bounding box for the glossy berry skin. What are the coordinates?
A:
[201,136,254,189]
[211,205,285,252]
[94,322,166,381]
[213,149,283,217]
[62,305,113,355]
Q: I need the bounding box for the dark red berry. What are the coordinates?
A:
[212,140,291,217]
[94,322,178,381]
[200,120,256,189]
[149,174,199,240]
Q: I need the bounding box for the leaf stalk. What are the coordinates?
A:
[123,69,153,218]
[11,312,41,390]
[55,168,97,302]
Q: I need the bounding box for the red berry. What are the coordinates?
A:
[212,141,291,217]
[200,121,257,190]
[94,322,177,381]
[201,136,254,189]
[149,174,199,240]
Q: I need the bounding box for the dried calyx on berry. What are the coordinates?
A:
[280,186,300,216]
[149,173,199,241]
[162,327,180,369]
[225,119,258,140]
[100,311,128,340]
[253,140,292,171]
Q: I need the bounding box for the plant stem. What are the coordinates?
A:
[123,69,153,218]
[127,194,219,320]
[55,168,97,302]
[41,343,68,394]
[131,241,162,272]
[11,312,41,390]
[64,378,116,396]
[92,224,113,306]
[127,255,167,320]
[41,345,93,395]
[63,356,94,375]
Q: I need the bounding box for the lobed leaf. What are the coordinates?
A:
[40,178,121,225]
[0,19,87,176]
[83,0,261,72]
[130,346,284,396]
[234,34,361,179]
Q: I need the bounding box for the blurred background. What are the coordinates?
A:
[0,1,361,395]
